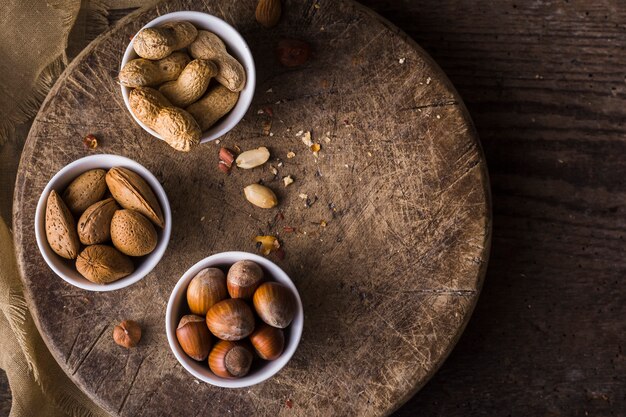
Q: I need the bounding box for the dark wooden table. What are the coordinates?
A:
[1,0,624,415]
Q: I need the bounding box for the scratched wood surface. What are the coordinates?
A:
[12,0,489,416]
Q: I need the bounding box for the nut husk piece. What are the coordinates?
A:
[76,245,134,284]
[110,209,158,257]
[62,169,107,215]
[106,167,164,228]
[77,198,118,245]
[45,190,80,259]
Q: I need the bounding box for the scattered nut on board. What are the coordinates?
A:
[113,320,142,348]
[255,0,282,28]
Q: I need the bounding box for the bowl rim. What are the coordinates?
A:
[165,251,304,388]
[34,154,172,292]
[120,10,256,144]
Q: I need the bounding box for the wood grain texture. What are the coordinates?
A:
[352,0,625,416]
[12,1,489,416]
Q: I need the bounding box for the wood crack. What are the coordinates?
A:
[71,325,108,375]
[118,355,147,414]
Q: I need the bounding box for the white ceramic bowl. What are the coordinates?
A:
[34,154,172,291]
[166,252,303,388]
[120,11,256,144]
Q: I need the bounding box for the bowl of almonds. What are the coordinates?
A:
[119,11,256,152]
[165,252,303,387]
[34,154,172,291]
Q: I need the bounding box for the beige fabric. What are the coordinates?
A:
[0,219,111,417]
[0,0,79,145]
[0,0,159,415]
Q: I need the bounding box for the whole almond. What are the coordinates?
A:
[236,147,270,169]
[77,198,118,245]
[244,184,278,209]
[76,245,134,284]
[45,190,80,259]
[106,167,164,228]
[256,0,281,28]
[110,209,158,257]
[62,169,107,215]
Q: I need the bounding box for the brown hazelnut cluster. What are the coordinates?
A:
[175,260,296,378]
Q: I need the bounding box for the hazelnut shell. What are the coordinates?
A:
[205,299,255,341]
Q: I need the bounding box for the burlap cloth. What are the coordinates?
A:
[0,1,158,415]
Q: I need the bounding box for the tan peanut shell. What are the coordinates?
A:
[185,84,239,131]
[106,166,165,228]
[133,21,197,60]
[129,87,201,152]
[110,209,158,257]
[158,59,218,107]
[76,245,134,284]
[189,31,246,92]
[77,198,118,245]
[256,0,282,28]
[45,190,80,259]
[62,169,107,215]
[119,52,191,87]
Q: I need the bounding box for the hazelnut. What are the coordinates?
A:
[113,320,141,348]
[252,282,296,328]
[227,260,264,299]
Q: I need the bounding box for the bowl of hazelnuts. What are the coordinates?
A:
[165,251,303,387]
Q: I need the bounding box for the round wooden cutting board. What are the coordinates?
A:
[13,1,490,416]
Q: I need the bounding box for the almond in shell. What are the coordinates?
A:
[62,169,107,215]
[77,198,118,245]
[110,209,158,257]
[45,190,80,259]
[256,0,281,28]
[106,167,164,228]
[76,245,134,284]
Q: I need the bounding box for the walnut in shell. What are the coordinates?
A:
[76,245,134,284]
[77,198,118,245]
